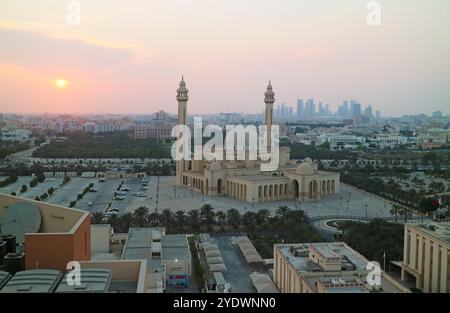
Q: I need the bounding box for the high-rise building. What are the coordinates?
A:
[338,101,349,118]
[350,100,361,118]
[432,111,443,118]
[305,99,315,120]
[376,110,381,120]
[364,105,373,118]
[297,99,304,120]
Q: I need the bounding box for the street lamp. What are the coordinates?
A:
[365,203,368,219]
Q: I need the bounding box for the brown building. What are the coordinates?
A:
[0,193,90,271]
[134,124,174,140]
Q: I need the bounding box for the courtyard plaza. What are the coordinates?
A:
[124,176,407,220]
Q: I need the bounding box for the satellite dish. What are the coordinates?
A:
[0,202,42,243]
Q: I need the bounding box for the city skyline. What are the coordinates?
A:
[1,0,449,116]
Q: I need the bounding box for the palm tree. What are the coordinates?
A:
[227,208,241,230]
[276,206,291,224]
[148,212,161,227]
[390,204,402,223]
[242,211,256,235]
[200,204,215,231]
[255,209,270,225]
[91,212,104,224]
[175,210,186,231]
[133,206,149,227]
[399,206,412,223]
[161,209,174,228]
[216,211,226,227]
[187,209,201,232]
[119,212,133,232]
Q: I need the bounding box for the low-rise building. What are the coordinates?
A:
[401,223,450,293]
[121,227,191,292]
[274,242,409,293]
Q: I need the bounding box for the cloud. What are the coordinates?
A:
[0,28,136,72]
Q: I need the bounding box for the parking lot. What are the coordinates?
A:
[22,177,64,200]
[50,177,96,207]
[0,176,34,195]
[75,178,119,213]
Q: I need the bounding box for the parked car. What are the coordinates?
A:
[114,196,125,201]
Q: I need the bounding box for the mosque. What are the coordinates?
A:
[174,78,340,203]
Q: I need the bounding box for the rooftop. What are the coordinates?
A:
[409,222,450,244]
[275,242,408,293]
[121,228,189,273]
[0,269,61,293]
[162,234,190,260]
[55,268,112,293]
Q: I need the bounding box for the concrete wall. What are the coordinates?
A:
[0,193,91,271]
[91,225,111,254]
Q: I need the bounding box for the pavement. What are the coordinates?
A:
[0,176,34,195]
[129,176,404,219]
[21,178,63,200]
[212,235,257,293]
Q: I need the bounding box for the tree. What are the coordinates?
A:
[148,212,161,227]
[187,209,201,232]
[226,208,241,229]
[255,209,270,225]
[390,204,402,223]
[399,206,412,223]
[47,187,55,195]
[133,206,149,227]
[20,184,27,193]
[276,206,291,224]
[175,210,186,231]
[119,212,134,232]
[215,211,226,227]
[91,212,104,224]
[200,204,215,231]
[161,209,174,228]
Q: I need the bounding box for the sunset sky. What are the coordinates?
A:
[0,0,449,116]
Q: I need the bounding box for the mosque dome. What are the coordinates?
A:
[296,162,314,175]
[304,157,313,165]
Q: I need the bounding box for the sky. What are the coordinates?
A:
[0,0,449,116]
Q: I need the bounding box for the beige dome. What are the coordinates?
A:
[304,157,313,165]
[296,162,314,175]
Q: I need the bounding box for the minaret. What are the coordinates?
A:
[264,81,275,149]
[176,76,188,186]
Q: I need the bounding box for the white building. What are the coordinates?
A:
[0,127,31,142]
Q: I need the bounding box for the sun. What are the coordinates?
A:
[55,79,68,89]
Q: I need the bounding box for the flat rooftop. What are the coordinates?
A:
[278,243,367,273]
[409,222,450,244]
[121,228,165,273]
[121,228,190,273]
[162,234,190,260]
[275,242,408,293]
[232,174,289,183]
